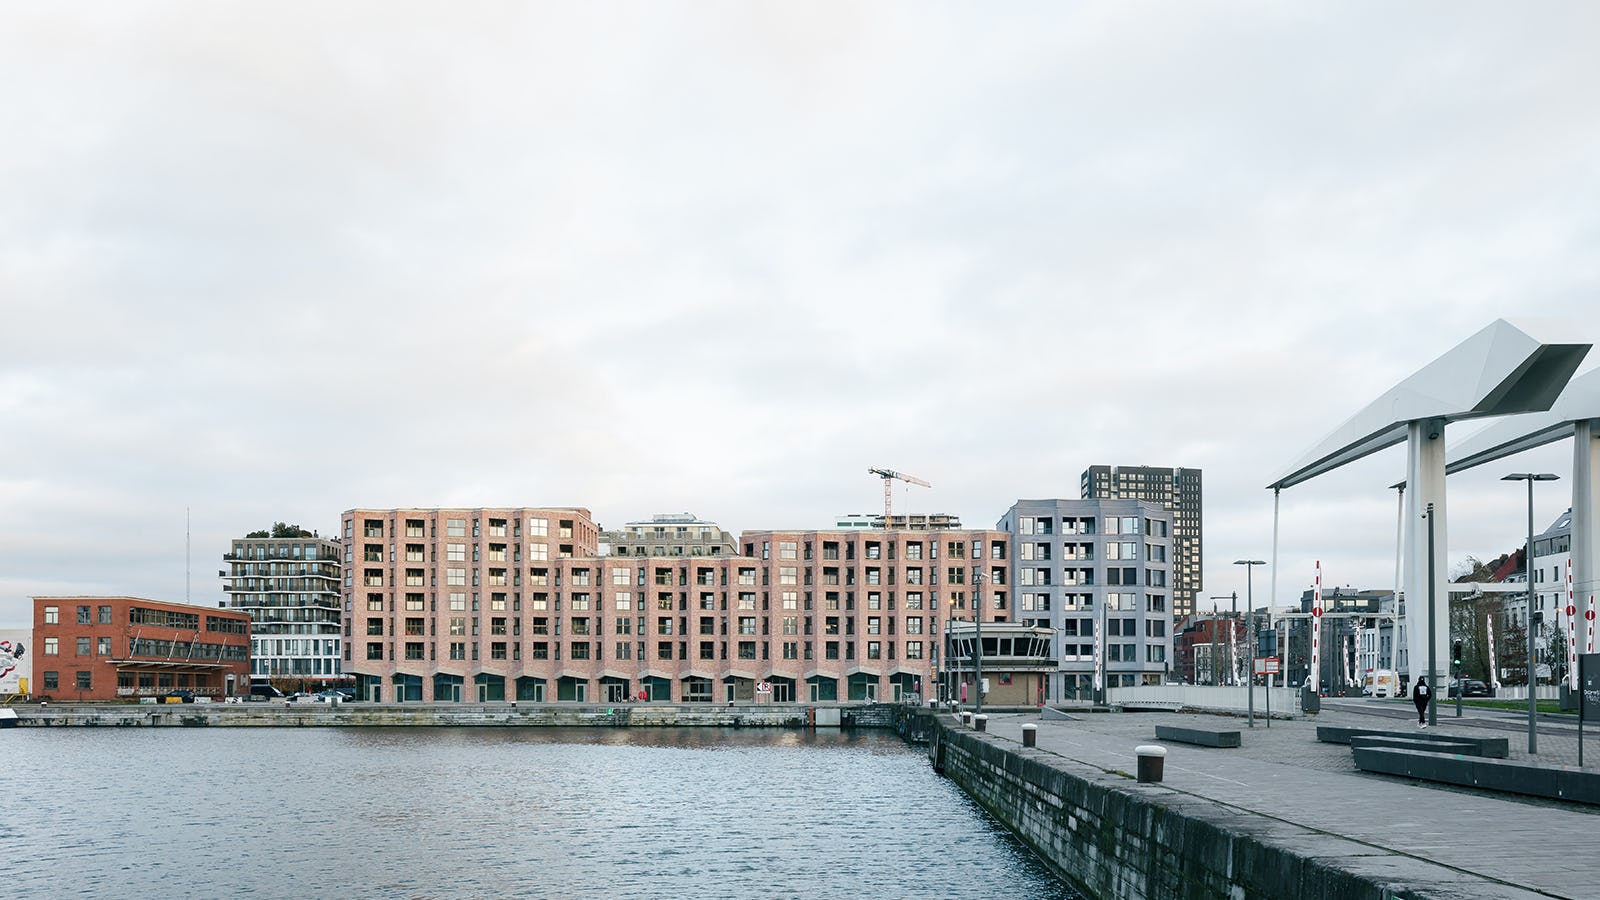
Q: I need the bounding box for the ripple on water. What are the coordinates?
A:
[5,727,1080,899]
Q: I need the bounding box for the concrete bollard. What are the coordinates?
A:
[1136,745,1167,783]
[961,712,973,727]
[1022,723,1037,747]
[975,714,988,732]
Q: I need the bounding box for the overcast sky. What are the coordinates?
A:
[3,3,1597,629]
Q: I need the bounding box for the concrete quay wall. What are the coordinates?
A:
[13,702,837,728]
[931,718,1417,900]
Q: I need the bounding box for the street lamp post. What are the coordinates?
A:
[1503,473,1558,754]
[1236,560,1266,727]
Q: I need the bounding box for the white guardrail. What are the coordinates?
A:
[1108,684,1304,715]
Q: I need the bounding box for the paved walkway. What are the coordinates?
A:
[959,698,1600,899]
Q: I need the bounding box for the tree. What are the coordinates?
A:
[269,522,313,538]
[1448,594,1505,681]
[1500,617,1529,686]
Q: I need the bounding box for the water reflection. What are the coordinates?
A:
[6,728,1078,899]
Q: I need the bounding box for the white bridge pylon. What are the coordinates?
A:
[1267,319,1589,693]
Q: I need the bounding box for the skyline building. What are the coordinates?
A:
[1082,465,1203,617]
[602,512,738,558]
[340,505,1005,704]
[30,596,251,701]
[222,530,344,684]
[997,498,1174,700]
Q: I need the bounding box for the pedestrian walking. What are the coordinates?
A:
[1412,676,1430,727]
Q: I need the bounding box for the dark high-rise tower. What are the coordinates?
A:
[1082,466,1202,617]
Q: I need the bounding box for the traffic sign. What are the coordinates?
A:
[1312,607,1323,618]
[1569,605,1578,617]
[1588,609,1596,621]
[1254,657,1281,674]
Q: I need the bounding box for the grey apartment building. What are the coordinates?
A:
[999,498,1173,700]
[222,532,344,684]
[1082,465,1202,618]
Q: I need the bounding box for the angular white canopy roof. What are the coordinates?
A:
[1268,319,1590,489]
[1446,366,1600,473]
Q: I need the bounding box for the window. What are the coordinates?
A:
[528,518,548,537]
[98,605,112,624]
[77,605,92,625]
[779,567,797,585]
[779,541,798,560]
[76,671,92,690]
[906,641,923,659]
[367,620,385,635]
[76,637,91,656]
[447,519,467,537]
[43,605,59,624]
[43,637,58,656]
[405,642,425,660]
[367,642,384,660]
[98,636,111,656]
[43,671,58,690]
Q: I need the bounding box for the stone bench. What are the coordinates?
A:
[1348,735,1480,756]
[1316,725,1509,758]
[1353,746,1600,805]
[1154,724,1241,748]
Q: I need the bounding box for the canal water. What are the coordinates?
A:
[4,727,1079,899]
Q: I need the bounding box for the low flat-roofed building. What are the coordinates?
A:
[31,597,252,701]
[942,620,1055,706]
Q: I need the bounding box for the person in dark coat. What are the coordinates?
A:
[1412,676,1431,727]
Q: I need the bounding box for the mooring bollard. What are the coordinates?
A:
[975,714,988,732]
[1022,723,1037,747]
[961,712,973,728]
[1136,745,1166,783]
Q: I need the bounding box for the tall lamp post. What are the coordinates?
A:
[1236,559,1266,727]
[1503,473,1558,754]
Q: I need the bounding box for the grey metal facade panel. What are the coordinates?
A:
[1002,498,1173,678]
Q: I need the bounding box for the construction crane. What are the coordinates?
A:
[868,467,931,528]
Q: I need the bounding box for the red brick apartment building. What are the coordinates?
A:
[31,597,252,701]
[343,507,1009,704]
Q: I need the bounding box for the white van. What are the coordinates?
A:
[1363,670,1400,698]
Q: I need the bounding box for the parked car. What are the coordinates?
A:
[246,684,286,702]
[157,690,196,704]
[314,689,353,703]
[1448,678,1492,698]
